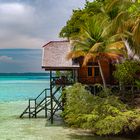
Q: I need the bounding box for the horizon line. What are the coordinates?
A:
[0,48,42,50]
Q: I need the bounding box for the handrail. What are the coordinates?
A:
[20,105,29,118]
[52,86,61,96]
[20,85,64,119]
[35,88,50,100]
[35,97,46,109]
[35,88,51,109]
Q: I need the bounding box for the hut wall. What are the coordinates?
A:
[100,60,110,84]
[77,60,111,84]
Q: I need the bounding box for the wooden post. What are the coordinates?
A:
[29,99,31,118]
[35,99,37,118]
[94,86,96,95]
[50,70,53,124]
[61,83,65,111]
[74,69,78,82]
[45,89,47,118]
[72,69,75,83]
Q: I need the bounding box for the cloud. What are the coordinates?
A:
[0,0,90,72]
[0,49,43,72]
[0,0,87,49]
[0,3,30,15]
[0,3,35,26]
[0,34,45,49]
[0,2,43,49]
[0,55,13,62]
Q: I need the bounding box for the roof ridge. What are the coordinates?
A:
[42,40,69,47]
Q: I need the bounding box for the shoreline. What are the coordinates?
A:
[0,101,94,140]
[0,101,140,140]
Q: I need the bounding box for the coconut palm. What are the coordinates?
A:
[65,0,140,87]
[105,0,140,58]
[67,17,126,87]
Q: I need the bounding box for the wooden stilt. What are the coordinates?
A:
[35,99,37,118]
[50,70,53,124]
[45,89,47,118]
[29,99,31,118]
[74,69,78,82]
[72,70,75,83]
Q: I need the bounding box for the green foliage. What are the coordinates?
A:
[62,83,140,135]
[56,71,72,78]
[59,9,87,38]
[135,79,140,88]
[59,0,104,38]
[60,0,140,57]
[62,83,95,116]
[55,71,73,82]
[113,60,140,85]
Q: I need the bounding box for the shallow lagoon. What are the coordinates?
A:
[0,75,140,140]
[0,101,140,140]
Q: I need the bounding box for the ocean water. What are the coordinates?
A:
[0,75,50,102]
[0,75,140,139]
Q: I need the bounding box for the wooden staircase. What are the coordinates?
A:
[20,86,63,121]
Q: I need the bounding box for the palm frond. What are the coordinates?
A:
[82,17,104,42]
[66,51,85,60]
[72,40,91,51]
[107,41,125,49]
[105,53,120,60]
[105,0,119,12]
[108,33,125,42]
[132,18,140,45]
[111,11,128,33]
[89,42,103,53]
[82,53,96,66]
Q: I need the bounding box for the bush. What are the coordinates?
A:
[62,83,140,135]
[113,60,140,85]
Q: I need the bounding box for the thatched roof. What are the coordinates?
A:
[42,41,79,70]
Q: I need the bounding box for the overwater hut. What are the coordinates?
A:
[20,40,140,122]
[20,40,115,122]
[42,40,79,84]
[42,40,114,85]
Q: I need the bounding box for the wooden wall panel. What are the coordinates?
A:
[77,60,111,85]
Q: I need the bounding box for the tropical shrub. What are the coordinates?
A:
[113,60,140,85]
[62,83,140,135]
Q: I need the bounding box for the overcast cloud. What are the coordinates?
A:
[0,0,87,49]
[0,0,92,72]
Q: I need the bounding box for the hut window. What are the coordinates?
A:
[88,67,92,76]
[72,58,78,65]
[87,62,98,66]
[94,67,100,76]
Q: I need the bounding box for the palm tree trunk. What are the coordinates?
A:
[98,60,106,88]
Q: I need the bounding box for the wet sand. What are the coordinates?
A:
[0,101,139,140]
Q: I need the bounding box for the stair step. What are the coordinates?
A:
[20,86,63,119]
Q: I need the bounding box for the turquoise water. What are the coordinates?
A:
[0,75,140,139]
[0,75,49,102]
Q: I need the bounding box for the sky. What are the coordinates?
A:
[0,0,88,73]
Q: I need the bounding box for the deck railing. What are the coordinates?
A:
[51,76,74,85]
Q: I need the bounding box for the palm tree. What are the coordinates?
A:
[67,17,126,87]
[64,0,140,87]
[105,0,140,58]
